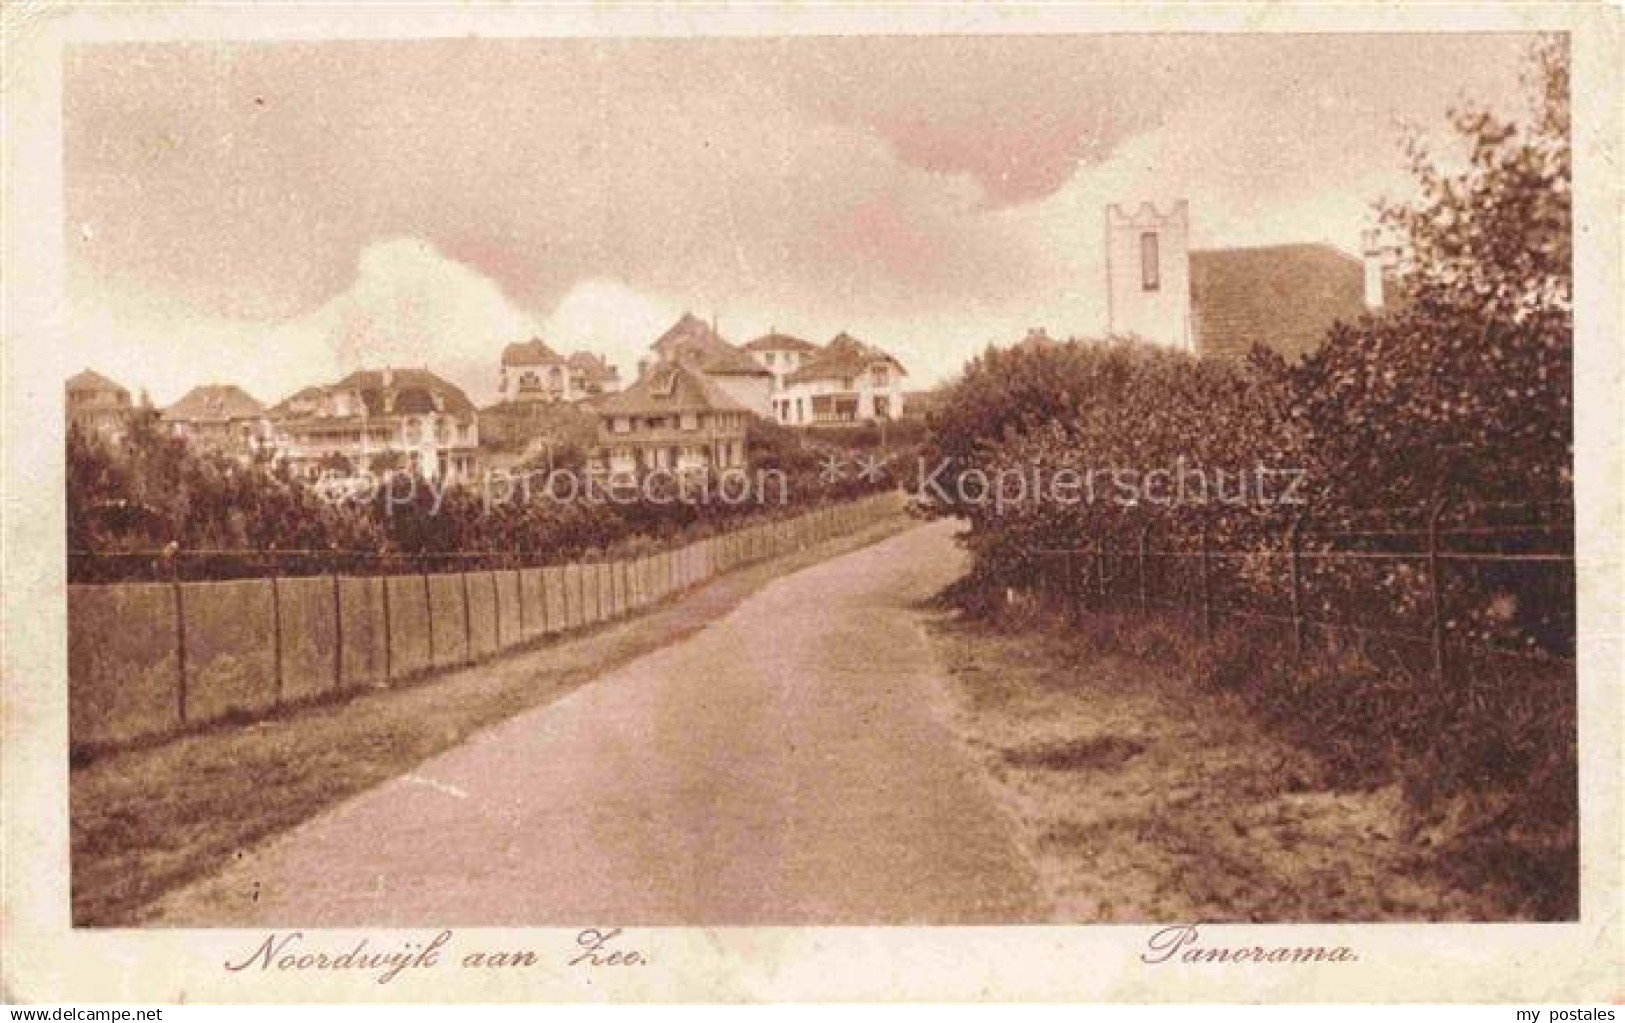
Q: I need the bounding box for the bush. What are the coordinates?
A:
[68,414,900,582]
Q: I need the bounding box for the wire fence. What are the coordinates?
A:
[67,492,907,750]
[1012,499,1575,678]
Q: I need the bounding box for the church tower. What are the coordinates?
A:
[1105,200,1192,351]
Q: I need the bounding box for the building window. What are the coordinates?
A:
[870,365,887,387]
[1140,231,1160,291]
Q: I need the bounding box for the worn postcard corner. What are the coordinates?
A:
[2,0,1623,1006]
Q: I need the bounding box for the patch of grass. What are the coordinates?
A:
[1000,737,1146,772]
[72,514,916,927]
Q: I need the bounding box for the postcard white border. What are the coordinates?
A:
[3,2,1620,1004]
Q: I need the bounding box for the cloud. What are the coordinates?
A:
[317,237,541,395]
[64,35,1546,399]
[541,279,682,378]
[70,238,543,406]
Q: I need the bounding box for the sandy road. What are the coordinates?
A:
[148,519,1042,926]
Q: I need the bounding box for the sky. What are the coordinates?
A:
[64,33,1544,405]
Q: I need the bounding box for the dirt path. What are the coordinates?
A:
[147,519,1042,926]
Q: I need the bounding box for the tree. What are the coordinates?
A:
[1292,35,1572,515]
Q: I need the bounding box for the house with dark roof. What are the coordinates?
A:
[1104,200,1383,361]
[776,331,908,426]
[269,367,480,484]
[161,384,269,459]
[65,368,153,442]
[590,360,752,480]
[566,351,622,397]
[498,337,623,403]
[639,313,773,418]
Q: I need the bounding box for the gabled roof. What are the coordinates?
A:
[742,332,819,354]
[274,368,476,419]
[1190,244,1369,362]
[785,332,908,385]
[652,312,722,358]
[501,337,567,367]
[162,384,264,424]
[651,312,772,377]
[593,361,750,417]
[567,351,620,382]
[65,368,128,395]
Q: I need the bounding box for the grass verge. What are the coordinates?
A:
[72,513,918,926]
[920,594,1571,921]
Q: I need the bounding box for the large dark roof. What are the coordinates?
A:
[651,313,771,377]
[162,384,264,424]
[274,368,475,419]
[501,338,567,366]
[1190,244,1369,362]
[593,361,749,417]
[785,332,907,385]
[65,369,128,396]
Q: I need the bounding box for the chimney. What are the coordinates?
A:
[1362,228,1386,311]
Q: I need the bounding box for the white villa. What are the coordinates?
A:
[269,367,480,484]
[756,331,908,427]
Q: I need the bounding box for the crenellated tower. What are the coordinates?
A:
[1104,200,1193,351]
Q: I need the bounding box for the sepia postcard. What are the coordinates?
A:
[3,1,1622,1006]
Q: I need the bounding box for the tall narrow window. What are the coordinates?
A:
[1140,231,1160,291]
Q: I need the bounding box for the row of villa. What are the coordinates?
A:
[68,201,1391,487]
[65,313,913,487]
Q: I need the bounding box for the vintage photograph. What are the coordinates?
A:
[52,27,1579,937]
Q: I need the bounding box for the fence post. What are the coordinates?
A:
[423,564,435,668]
[461,568,474,665]
[1198,525,1213,640]
[269,548,284,707]
[1137,523,1150,612]
[1287,515,1304,664]
[381,555,393,681]
[331,558,344,691]
[1428,497,1449,684]
[490,564,503,650]
[515,557,526,637]
[168,548,188,725]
